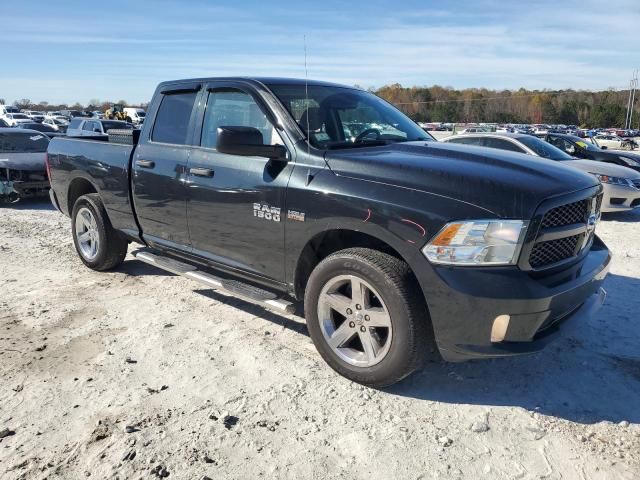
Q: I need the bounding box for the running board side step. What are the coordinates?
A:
[132,250,295,314]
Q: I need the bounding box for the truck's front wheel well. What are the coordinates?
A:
[67,178,97,214]
[294,229,409,300]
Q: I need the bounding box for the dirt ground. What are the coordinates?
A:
[1,200,639,480]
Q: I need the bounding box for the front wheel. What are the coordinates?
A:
[304,248,433,387]
[71,193,128,271]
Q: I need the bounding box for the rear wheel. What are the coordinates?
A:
[71,193,127,271]
[304,248,432,387]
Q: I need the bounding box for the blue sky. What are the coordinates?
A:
[1,0,638,105]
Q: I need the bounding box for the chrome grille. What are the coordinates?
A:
[529,234,583,268]
[528,192,602,269]
[540,199,590,228]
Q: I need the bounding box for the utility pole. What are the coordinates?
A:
[625,70,638,130]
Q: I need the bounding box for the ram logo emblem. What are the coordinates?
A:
[253,203,281,222]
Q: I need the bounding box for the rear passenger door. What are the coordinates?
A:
[186,82,294,282]
[132,86,200,251]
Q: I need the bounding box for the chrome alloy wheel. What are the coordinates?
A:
[75,207,99,261]
[317,274,393,367]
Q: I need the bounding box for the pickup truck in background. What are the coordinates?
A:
[46,77,611,386]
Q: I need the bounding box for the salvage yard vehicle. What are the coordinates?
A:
[542,133,640,173]
[46,77,611,387]
[0,128,50,203]
[2,113,33,127]
[441,133,640,212]
[593,134,637,151]
[66,118,133,137]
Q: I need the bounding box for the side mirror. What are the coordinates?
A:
[600,145,607,150]
[216,126,287,160]
[566,145,575,154]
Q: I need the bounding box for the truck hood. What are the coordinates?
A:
[325,141,599,218]
[565,159,640,179]
[0,152,46,171]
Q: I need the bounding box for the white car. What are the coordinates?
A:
[22,110,46,122]
[441,133,640,212]
[123,107,146,125]
[592,134,637,151]
[0,105,20,117]
[2,113,34,127]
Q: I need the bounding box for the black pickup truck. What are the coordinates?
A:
[47,77,611,386]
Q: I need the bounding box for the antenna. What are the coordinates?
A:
[304,35,311,158]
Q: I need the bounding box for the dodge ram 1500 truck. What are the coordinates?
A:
[46,77,611,387]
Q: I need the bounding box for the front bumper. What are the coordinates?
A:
[414,237,611,362]
[601,183,640,212]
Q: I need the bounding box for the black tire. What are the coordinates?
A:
[71,193,128,271]
[304,247,433,387]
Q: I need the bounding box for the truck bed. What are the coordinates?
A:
[47,135,140,237]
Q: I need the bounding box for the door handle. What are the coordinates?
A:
[136,159,155,168]
[189,167,215,177]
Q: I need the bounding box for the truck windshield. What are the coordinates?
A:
[268,84,433,149]
[0,132,49,153]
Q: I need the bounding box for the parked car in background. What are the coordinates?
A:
[18,122,63,137]
[0,118,9,128]
[542,133,640,173]
[592,134,637,151]
[43,117,68,132]
[459,126,489,134]
[3,113,33,127]
[0,128,50,203]
[22,110,46,122]
[59,110,85,120]
[0,105,20,116]
[91,111,105,119]
[66,118,133,137]
[123,107,146,125]
[441,133,640,212]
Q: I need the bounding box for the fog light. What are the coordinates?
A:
[491,315,511,342]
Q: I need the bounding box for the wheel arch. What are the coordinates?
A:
[293,228,422,302]
[67,177,98,214]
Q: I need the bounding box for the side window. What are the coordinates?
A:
[201,89,281,149]
[83,121,97,131]
[152,91,198,145]
[483,138,525,153]
[447,137,482,146]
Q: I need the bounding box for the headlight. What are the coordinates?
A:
[591,173,633,187]
[423,220,527,266]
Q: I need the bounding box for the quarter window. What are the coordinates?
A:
[152,91,198,145]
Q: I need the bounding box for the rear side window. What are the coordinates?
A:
[152,91,198,145]
[447,137,483,146]
[483,138,525,153]
[68,118,82,129]
[0,132,49,153]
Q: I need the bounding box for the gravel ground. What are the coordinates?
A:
[0,200,639,480]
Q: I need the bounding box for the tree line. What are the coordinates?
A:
[2,86,636,128]
[373,84,635,128]
[0,98,148,112]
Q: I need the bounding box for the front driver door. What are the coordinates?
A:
[186,83,294,282]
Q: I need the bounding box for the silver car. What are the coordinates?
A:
[441,133,640,212]
[66,118,133,137]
